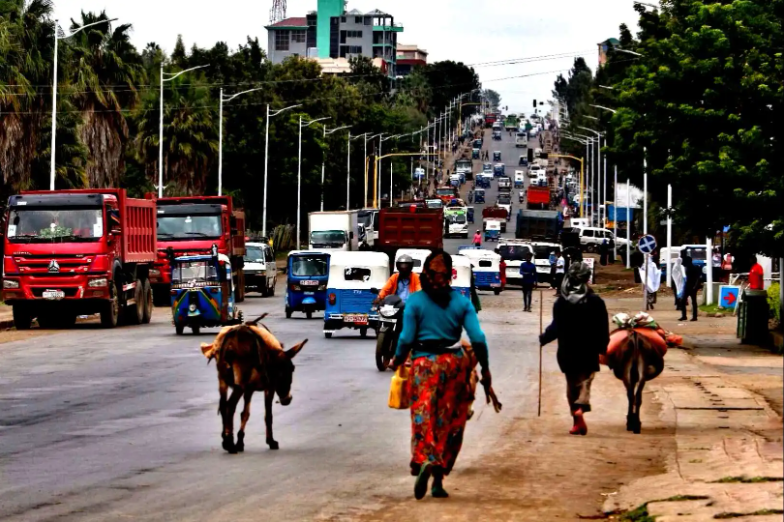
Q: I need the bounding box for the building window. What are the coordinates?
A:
[341,16,346,22]
[340,30,346,44]
[291,30,306,43]
[364,16,371,25]
[275,30,290,51]
[341,45,363,57]
[346,30,362,38]
[355,16,362,24]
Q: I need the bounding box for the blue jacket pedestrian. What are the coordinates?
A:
[519,260,538,285]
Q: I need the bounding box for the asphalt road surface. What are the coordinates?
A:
[0,131,552,522]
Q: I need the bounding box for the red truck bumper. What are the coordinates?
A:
[2,273,112,315]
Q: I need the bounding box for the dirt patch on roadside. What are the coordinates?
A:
[333,375,675,522]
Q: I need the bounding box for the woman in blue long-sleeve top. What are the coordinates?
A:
[391,250,491,500]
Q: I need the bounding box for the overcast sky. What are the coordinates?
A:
[54,0,640,115]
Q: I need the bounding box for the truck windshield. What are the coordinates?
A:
[6,208,103,242]
[172,260,219,284]
[157,215,222,240]
[291,256,328,277]
[498,245,532,261]
[310,230,347,248]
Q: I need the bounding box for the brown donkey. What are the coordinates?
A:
[604,330,665,434]
[201,315,307,453]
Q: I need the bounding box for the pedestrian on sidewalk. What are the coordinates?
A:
[540,262,610,436]
[680,255,702,321]
[519,252,537,311]
[392,250,491,500]
[748,255,765,290]
[554,250,565,295]
[671,257,686,308]
[599,238,608,266]
[548,251,557,289]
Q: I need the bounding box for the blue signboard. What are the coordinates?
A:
[607,204,633,222]
[718,285,740,310]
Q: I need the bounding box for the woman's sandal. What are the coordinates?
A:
[414,462,432,500]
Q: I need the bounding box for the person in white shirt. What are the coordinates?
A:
[554,249,566,295]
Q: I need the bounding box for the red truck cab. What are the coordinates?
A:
[2,189,156,329]
[146,195,246,304]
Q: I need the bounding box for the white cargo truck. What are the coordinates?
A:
[308,211,360,251]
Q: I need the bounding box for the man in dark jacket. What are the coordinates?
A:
[519,252,537,312]
[539,262,610,435]
[680,255,702,321]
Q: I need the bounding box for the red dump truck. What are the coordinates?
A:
[145,195,246,304]
[2,189,156,329]
[526,186,551,209]
[377,207,443,267]
[482,206,509,233]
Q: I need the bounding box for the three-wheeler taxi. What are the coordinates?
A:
[476,175,491,189]
[474,188,486,203]
[170,248,243,335]
[472,148,480,159]
[323,251,389,338]
[461,249,504,295]
[492,151,502,162]
[285,250,330,319]
[493,163,505,177]
[519,155,528,167]
[482,162,493,174]
[451,254,473,299]
[483,219,501,242]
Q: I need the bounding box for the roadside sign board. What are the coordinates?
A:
[718,285,741,310]
[638,234,657,254]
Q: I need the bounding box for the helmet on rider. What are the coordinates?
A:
[396,254,414,277]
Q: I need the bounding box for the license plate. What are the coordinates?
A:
[42,289,65,301]
[536,267,550,273]
[301,280,319,286]
[344,314,368,325]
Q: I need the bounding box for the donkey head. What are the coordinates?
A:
[270,340,308,406]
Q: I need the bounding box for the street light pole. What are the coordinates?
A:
[50,18,117,191]
[262,103,302,237]
[321,125,352,211]
[643,146,648,234]
[297,115,329,249]
[158,62,209,197]
[219,86,265,196]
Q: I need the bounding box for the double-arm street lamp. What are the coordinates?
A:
[297,116,330,249]
[158,63,210,197]
[578,126,604,226]
[262,103,302,236]
[379,134,403,207]
[50,17,117,190]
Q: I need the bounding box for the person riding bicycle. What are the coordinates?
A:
[376,254,422,304]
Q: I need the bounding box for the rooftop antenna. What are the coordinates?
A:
[270,0,287,24]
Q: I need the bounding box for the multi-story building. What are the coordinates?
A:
[395,44,428,77]
[265,1,403,77]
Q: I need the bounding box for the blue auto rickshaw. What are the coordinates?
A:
[467,206,475,224]
[474,188,486,203]
[285,250,330,319]
[170,248,242,335]
[473,139,483,148]
[483,220,501,242]
[472,148,480,159]
[493,151,501,162]
[493,163,505,177]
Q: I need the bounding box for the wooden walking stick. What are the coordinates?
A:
[538,289,544,417]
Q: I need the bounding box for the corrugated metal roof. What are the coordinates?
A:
[268,17,308,28]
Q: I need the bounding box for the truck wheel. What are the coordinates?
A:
[127,279,144,325]
[37,314,57,329]
[101,283,120,328]
[12,306,32,330]
[141,279,153,324]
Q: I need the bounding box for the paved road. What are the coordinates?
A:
[0,131,550,521]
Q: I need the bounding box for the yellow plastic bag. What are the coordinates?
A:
[388,365,411,410]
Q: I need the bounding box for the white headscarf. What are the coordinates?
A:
[671,258,686,298]
[645,256,662,293]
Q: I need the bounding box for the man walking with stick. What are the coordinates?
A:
[539,263,609,435]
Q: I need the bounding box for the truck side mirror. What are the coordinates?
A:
[109,209,121,233]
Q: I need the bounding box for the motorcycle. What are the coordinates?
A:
[372,293,405,372]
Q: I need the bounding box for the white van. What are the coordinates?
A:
[244,242,278,296]
[571,226,630,252]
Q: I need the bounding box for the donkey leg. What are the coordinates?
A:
[264,390,279,450]
[222,387,243,454]
[625,378,636,432]
[218,379,232,450]
[236,389,254,452]
[633,380,646,434]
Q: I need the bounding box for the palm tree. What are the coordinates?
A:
[66,11,145,187]
[135,69,217,196]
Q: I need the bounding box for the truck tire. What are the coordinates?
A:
[101,283,120,328]
[126,279,144,325]
[141,279,153,324]
[36,314,57,329]
[12,306,32,330]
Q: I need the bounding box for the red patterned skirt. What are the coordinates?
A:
[409,350,473,476]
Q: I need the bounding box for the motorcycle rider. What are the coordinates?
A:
[376,255,422,304]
